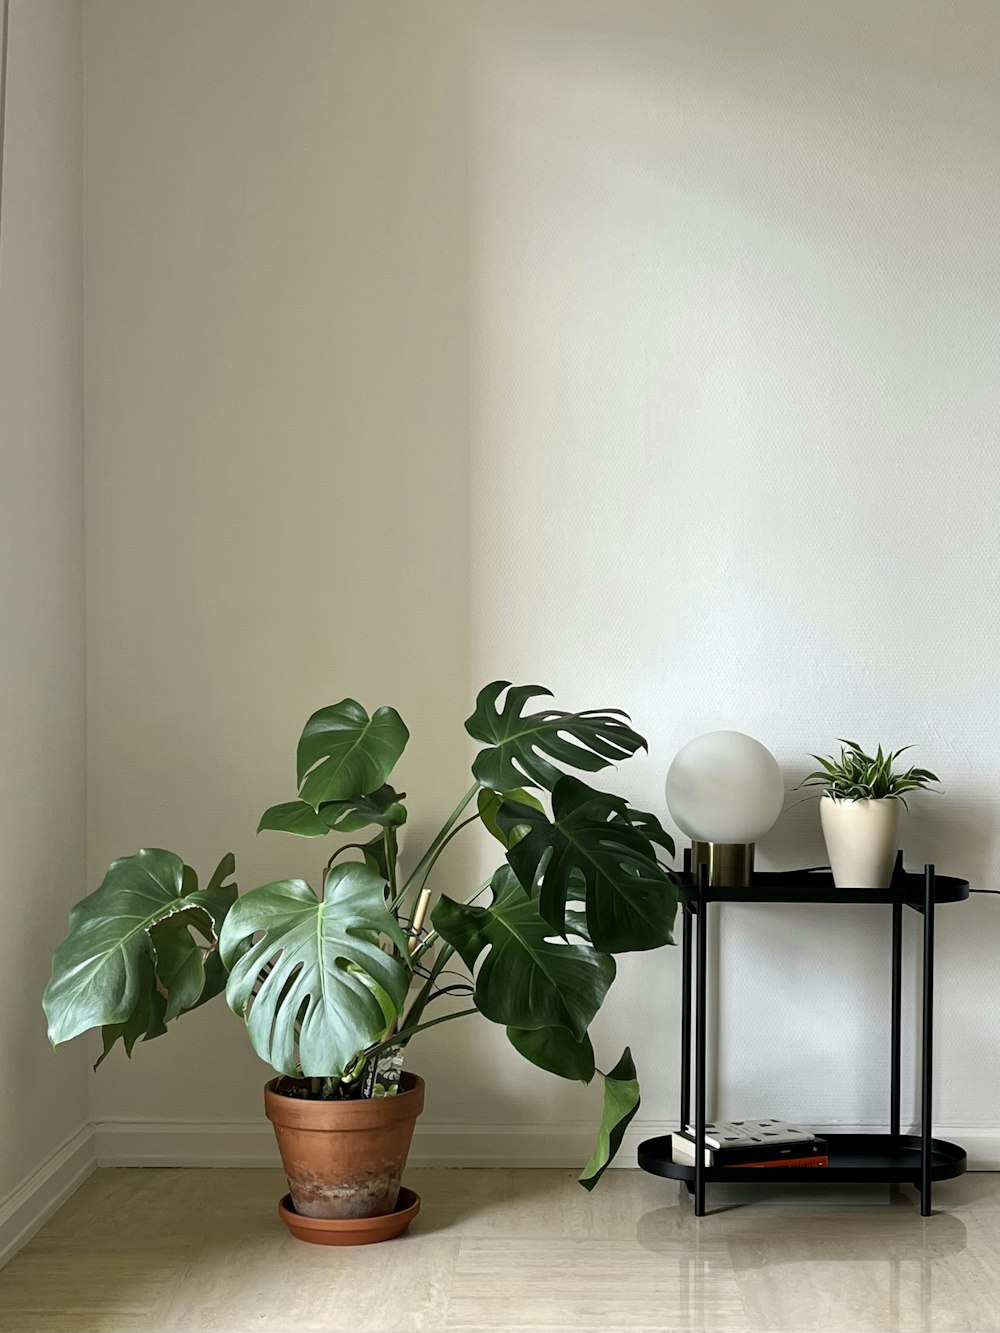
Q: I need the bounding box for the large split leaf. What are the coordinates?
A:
[258,786,407,838]
[499,777,678,953]
[432,867,615,1040]
[220,862,411,1078]
[44,849,237,1050]
[297,699,409,809]
[578,1047,642,1190]
[465,681,647,792]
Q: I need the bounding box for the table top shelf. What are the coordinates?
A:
[677,866,970,905]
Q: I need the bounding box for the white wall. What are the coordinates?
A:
[84,2,1000,1158]
[0,0,89,1204]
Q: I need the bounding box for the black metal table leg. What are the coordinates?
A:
[680,904,692,1131]
[890,901,902,1140]
[920,864,936,1216]
[694,864,708,1217]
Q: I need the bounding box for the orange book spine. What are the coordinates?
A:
[728,1155,829,1169]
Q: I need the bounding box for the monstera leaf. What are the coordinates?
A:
[432,867,615,1040]
[258,785,407,837]
[498,777,678,953]
[578,1047,642,1190]
[44,848,237,1051]
[465,681,647,792]
[507,1024,596,1083]
[296,699,409,809]
[220,862,411,1078]
[477,786,543,848]
[612,806,675,860]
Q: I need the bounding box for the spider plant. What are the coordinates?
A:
[799,740,939,807]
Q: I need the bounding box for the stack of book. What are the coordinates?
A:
[671,1120,828,1169]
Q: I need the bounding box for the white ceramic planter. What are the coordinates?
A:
[819,795,904,889]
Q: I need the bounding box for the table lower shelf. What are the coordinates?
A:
[637,1133,967,1184]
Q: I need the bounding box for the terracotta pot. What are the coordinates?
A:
[820,795,904,889]
[265,1073,425,1220]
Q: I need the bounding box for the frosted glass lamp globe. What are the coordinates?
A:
[665,731,784,845]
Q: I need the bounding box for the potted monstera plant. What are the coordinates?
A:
[44,682,677,1242]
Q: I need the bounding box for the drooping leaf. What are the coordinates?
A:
[432,866,615,1040]
[296,699,409,809]
[507,1024,595,1083]
[150,914,208,1022]
[477,786,543,848]
[94,954,167,1069]
[220,862,411,1078]
[465,681,647,792]
[44,849,236,1049]
[578,1047,641,1190]
[258,786,407,838]
[499,777,678,953]
[93,852,238,1067]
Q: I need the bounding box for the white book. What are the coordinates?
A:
[682,1119,817,1148]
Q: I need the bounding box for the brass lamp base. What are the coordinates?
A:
[691,841,755,888]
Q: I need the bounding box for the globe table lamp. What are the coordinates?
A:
[666,731,785,887]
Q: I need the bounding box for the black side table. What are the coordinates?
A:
[637,852,970,1216]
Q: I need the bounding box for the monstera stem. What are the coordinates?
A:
[365,1004,478,1065]
[383,827,398,900]
[392,782,480,910]
[400,942,456,1032]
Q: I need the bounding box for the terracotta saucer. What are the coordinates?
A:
[278,1187,421,1246]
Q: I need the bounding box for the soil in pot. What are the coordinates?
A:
[265,1072,425,1220]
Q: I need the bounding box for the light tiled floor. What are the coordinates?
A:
[1,1168,998,1332]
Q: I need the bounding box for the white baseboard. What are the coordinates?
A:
[93,1117,1000,1171]
[0,1125,95,1269]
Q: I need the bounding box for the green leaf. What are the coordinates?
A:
[150,914,208,1022]
[477,787,543,848]
[507,1024,595,1083]
[257,800,334,837]
[318,786,408,832]
[614,807,675,860]
[362,827,398,882]
[466,681,647,792]
[94,954,167,1069]
[578,1047,641,1190]
[432,866,615,1041]
[220,862,411,1078]
[500,777,678,953]
[259,786,407,838]
[44,849,236,1049]
[297,699,409,809]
